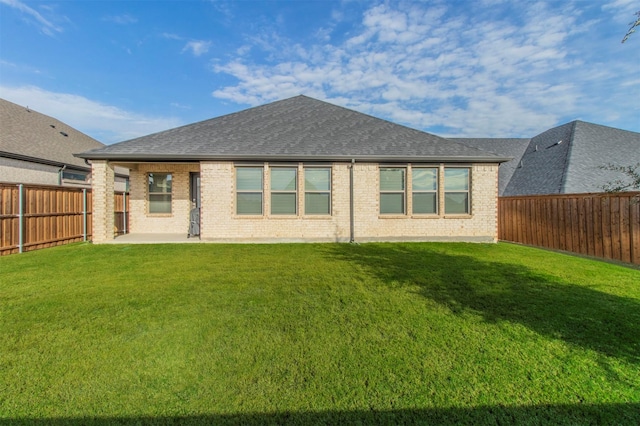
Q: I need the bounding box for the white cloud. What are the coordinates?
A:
[0,0,63,36]
[182,40,212,57]
[0,85,183,143]
[103,14,138,25]
[209,1,639,137]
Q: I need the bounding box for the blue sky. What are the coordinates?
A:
[1,0,639,144]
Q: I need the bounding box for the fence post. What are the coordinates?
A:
[18,184,24,253]
[123,192,127,234]
[83,188,87,242]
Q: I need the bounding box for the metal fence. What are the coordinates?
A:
[499,192,640,265]
[0,183,128,255]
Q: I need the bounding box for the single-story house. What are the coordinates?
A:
[453,121,640,196]
[77,95,509,243]
[0,98,129,191]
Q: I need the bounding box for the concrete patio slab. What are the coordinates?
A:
[106,234,202,244]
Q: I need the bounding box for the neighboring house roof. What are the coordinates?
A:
[77,95,509,163]
[0,97,102,171]
[449,138,530,196]
[455,120,640,196]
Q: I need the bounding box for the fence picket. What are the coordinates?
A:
[499,192,640,265]
[0,183,128,255]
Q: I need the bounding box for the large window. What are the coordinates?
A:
[236,167,263,215]
[444,168,470,214]
[380,168,405,214]
[271,167,297,215]
[412,167,438,214]
[148,173,172,214]
[305,167,331,215]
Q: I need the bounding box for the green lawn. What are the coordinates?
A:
[0,242,639,425]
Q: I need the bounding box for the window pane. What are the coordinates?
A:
[305,168,330,191]
[412,168,437,191]
[413,193,437,214]
[444,168,469,191]
[237,168,263,191]
[305,193,330,215]
[271,193,296,215]
[271,168,297,191]
[445,193,469,214]
[63,171,88,182]
[149,194,171,213]
[380,168,405,191]
[149,173,172,193]
[380,193,404,214]
[237,193,262,215]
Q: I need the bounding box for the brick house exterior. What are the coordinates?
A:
[78,96,507,243]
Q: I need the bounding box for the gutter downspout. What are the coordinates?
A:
[350,159,355,243]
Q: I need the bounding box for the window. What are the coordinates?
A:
[62,170,89,183]
[271,167,297,215]
[148,173,172,214]
[444,168,470,214]
[412,167,438,214]
[236,167,263,215]
[380,168,405,214]
[305,167,331,215]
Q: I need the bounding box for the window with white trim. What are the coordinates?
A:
[444,168,470,214]
[236,167,263,215]
[148,173,172,214]
[380,168,406,214]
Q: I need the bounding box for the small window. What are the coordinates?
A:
[62,170,89,182]
[412,167,438,214]
[305,168,331,215]
[271,167,297,215]
[148,173,172,214]
[444,168,470,214]
[236,167,264,215]
[380,168,405,214]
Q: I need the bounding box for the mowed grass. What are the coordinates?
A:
[0,242,639,425]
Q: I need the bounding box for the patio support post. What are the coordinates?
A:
[91,160,115,243]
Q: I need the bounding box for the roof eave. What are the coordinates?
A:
[74,153,511,163]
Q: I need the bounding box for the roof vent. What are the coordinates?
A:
[50,124,56,128]
[60,131,68,137]
[546,140,562,149]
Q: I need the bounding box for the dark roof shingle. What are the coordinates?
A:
[77,96,508,163]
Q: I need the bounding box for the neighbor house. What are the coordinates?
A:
[0,98,129,191]
[77,96,509,243]
[453,121,640,196]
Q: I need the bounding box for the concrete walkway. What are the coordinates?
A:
[106,233,202,244]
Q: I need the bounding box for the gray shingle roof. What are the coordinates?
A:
[1,97,103,170]
[458,120,640,196]
[563,121,640,194]
[77,95,508,163]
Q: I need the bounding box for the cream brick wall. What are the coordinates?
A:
[200,162,351,242]
[352,163,498,242]
[197,161,499,243]
[123,160,499,242]
[91,160,115,243]
[128,163,200,234]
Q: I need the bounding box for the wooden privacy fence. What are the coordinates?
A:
[499,192,640,265]
[0,183,128,256]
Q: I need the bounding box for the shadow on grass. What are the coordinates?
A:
[327,244,640,365]
[2,403,639,425]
